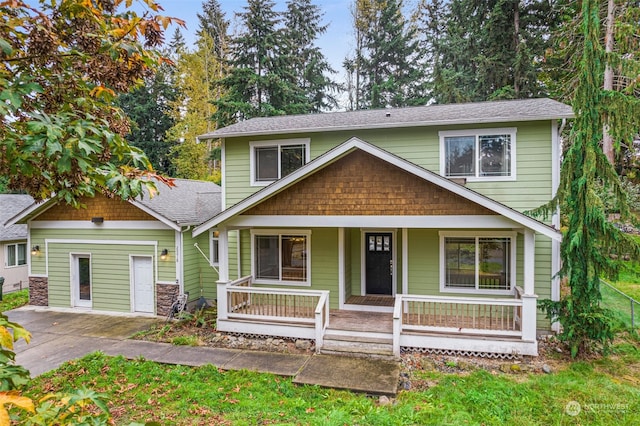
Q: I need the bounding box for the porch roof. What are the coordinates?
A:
[193,138,561,241]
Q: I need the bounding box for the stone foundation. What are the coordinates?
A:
[156,283,179,317]
[29,276,48,306]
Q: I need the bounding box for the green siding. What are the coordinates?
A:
[349,229,361,295]
[31,227,176,312]
[183,231,219,303]
[407,229,440,294]
[223,121,554,214]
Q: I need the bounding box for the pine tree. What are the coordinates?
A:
[197,0,229,62]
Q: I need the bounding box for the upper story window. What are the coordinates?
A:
[6,243,27,267]
[439,128,516,181]
[250,139,310,186]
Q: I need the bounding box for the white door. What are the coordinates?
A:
[72,254,92,308]
[132,256,154,313]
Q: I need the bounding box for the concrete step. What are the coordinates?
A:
[323,332,392,345]
[320,336,397,361]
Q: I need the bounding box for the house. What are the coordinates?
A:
[0,194,34,295]
[7,179,221,315]
[193,98,574,357]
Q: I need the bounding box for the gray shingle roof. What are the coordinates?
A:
[137,178,222,226]
[0,194,34,242]
[201,98,574,139]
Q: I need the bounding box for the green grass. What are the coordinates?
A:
[19,346,640,425]
[0,289,29,312]
[615,262,640,301]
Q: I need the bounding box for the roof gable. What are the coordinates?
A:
[193,138,561,241]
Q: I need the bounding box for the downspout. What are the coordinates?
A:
[194,242,219,274]
[177,226,191,294]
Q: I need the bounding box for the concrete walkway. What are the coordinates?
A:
[7,307,399,395]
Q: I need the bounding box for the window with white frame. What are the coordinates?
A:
[440,232,515,294]
[211,231,219,266]
[440,128,516,180]
[250,139,310,185]
[6,243,27,267]
[252,230,310,285]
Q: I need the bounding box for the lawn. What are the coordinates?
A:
[18,339,640,425]
[0,289,29,312]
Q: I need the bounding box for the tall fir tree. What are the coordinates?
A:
[346,0,426,109]
[281,0,339,112]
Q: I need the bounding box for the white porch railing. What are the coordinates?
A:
[393,293,525,356]
[218,276,330,350]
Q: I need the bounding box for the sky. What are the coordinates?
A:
[150,0,354,75]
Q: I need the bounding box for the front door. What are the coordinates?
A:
[132,256,154,313]
[72,254,92,308]
[365,232,393,295]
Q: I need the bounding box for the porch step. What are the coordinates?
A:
[321,332,397,361]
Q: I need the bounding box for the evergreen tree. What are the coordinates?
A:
[534,0,640,357]
[347,0,426,109]
[117,62,177,175]
[419,0,555,103]
[214,0,287,124]
[197,0,229,62]
[281,0,339,112]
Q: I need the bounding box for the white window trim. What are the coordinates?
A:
[5,243,27,268]
[250,229,312,287]
[439,128,517,182]
[249,138,311,186]
[210,229,220,266]
[439,231,517,295]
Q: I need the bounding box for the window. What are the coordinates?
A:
[252,230,310,285]
[250,139,310,185]
[211,231,219,266]
[440,232,515,294]
[440,128,516,180]
[6,243,27,267]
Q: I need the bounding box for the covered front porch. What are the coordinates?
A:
[216,274,538,357]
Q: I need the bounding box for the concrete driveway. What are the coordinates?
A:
[7,307,161,376]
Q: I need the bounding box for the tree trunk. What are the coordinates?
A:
[603,0,615,164]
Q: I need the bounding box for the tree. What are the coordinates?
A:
[346,0,426,109]
[281,0,339,112]
[0,0,182,205]
[117,61,178,175]
[419,0,555,103]
[534,0,640,357]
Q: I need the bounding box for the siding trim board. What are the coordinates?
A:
[193,138,561,241]
[31,221,173,230]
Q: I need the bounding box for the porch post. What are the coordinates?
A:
[338,227,345,309]
[522,229,537,343]
[216,225,229,321]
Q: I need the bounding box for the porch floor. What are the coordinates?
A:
[329,310,393,333]
[345,295,395,307]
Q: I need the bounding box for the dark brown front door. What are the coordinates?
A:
[365,232,393,295]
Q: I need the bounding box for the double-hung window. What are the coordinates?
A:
[440,232,516,295]
[250,139,310,186]
[440,128,516,181]
[6,243,27,267]
[252,230,310,286]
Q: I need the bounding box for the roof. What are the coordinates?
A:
[136,178,222,226]
[200,98,574,139]
[192,138,562,241]
[0,194,34,242]
[6,179,222,229]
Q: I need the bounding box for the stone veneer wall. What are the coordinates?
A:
[156,283,179,317]
[29,276,48,306]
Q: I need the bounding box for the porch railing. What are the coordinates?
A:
[393,293,524,354]
[223,276,330,348]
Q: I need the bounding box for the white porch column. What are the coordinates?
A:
[402,228,408,295]
[522,229,537,342]
[216,225,229,321]
[338,227,345,308]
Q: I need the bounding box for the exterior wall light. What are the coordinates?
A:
[31,245,40,255]
[160,249,169,260]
